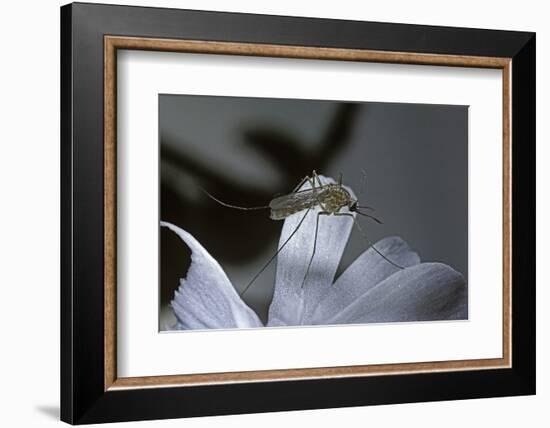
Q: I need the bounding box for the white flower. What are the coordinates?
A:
[162,175,467,330]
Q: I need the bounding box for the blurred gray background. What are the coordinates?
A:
[159,94,468,328]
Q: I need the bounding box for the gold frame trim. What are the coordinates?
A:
[104,36,512,391]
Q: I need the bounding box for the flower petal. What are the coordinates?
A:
[161,221,263,330]
[267,175,355,326]
[319,262,467,325]
[306,236,420,324]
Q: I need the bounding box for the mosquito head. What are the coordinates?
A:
[349,199,379,220]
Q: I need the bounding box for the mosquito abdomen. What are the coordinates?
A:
[269,207,305,220]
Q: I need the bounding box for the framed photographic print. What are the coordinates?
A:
[60,2,535,424]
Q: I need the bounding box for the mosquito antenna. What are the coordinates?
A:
[356,205,375,211]
[240,207,311,297]
[359,169,368,198]
[201,187,269,211]
[351,216,404,269]
[355,210,383,224]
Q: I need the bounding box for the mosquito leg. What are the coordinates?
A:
[309,177,330,213]
[312,170,324,189]
[201,188,269,211]
[307,175,321,202]
[355,211,383,224]
[293,172,329,195]
[302,174,332,288]
[240,207,312,297]
[360,169,368,197]
[334,212,404,270]
[292,175,312,193]
[301,211,330,289]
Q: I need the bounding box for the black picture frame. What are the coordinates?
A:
[61,2,535,424]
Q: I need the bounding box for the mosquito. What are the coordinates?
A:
[204,170,404,296]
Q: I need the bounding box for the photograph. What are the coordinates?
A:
[54,2,536,424]
[159,94,469,331]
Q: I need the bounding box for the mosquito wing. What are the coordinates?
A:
[269,189,319,220]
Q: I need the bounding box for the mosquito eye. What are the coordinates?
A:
[350,202,357,211]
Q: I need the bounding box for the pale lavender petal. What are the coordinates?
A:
[267,175,355,326]
[306,237,420,324]
[161,221,263,330]
[319,262,467,325]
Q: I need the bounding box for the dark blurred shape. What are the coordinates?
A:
[242,103,359,183]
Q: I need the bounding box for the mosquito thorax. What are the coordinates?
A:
[320,184,353,213]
